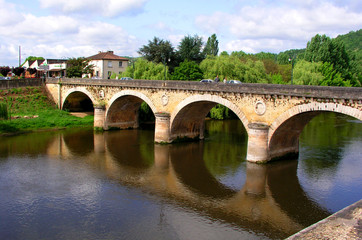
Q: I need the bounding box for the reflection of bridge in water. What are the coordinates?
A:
[46,130,331,239]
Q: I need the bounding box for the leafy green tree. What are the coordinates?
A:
[66,57,94,78]
[203,34,219,57]
[200,55,269,83]
[277,49,305,64]
[172,60,203,81]
[177,34,205,63]
[219,51,229,56]
[319,62,350,87]
[230,51,246,58]
[138,37,175,64]
[120,58,168,80]
[293,60,324,85]
[304,34,352,84]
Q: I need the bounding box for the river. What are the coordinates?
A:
[0,112,361,239]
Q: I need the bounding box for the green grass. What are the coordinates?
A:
[0,87,94,134]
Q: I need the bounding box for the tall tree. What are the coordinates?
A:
[66,57,94,78]
[177,34,205,63]
[138,37,175,64]
[172,60,203,81]
[304,34,351,81]
[203,34,219,57]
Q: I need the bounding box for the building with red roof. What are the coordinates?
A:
[87,51,129,79]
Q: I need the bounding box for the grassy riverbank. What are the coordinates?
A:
[0,86,93,135]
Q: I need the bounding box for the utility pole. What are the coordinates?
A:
[18,46,21,67]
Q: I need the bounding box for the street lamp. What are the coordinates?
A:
[162,54,170,80]
[288,57,295,85]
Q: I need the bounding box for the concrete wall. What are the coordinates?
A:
[0,78,44,90]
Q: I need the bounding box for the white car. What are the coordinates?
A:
[227,80,242,84]
[200,79,214,83]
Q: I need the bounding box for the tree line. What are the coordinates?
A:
[117,30,361,87]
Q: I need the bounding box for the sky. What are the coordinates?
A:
[0,0,361,67]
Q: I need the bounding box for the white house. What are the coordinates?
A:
[87,51,129,79]
[22,58,67,78]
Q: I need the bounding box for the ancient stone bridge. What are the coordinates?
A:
[45,78,362,163]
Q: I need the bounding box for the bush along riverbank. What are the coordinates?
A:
[0,86,94,135]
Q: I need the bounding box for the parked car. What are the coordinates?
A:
[227,80,242,84]
[200,79,214,83]
[120,77,133,80]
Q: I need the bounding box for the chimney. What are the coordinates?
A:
[108,51,114,54]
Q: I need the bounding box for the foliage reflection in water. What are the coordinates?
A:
[0,112,361,240]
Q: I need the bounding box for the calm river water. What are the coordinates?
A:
[0,113,361,240]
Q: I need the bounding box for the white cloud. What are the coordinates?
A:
[0,12,139,66]
[196,1,362,53]
[38,0,148,17]
[0,0,24,26]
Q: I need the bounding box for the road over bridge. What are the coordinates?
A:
[45,78,362,163]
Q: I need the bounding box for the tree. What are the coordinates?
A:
[120,58,168,80]
[66,57,94,78]
[13,67,25,76]
[304,34,351,82]
[203,34,219,57]
[138,37,175,64]
[27,68,37,75]
[293,60,324,85]
[0,66,11,77]
[200,55,269,83]
[177,34,205,63]
[172,60,203,81]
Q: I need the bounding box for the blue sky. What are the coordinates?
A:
[0,0,361,67]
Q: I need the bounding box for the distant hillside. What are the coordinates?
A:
[335,29,361,57]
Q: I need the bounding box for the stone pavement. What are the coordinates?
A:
[287,199,362,239]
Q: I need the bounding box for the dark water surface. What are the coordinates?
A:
[0,113,361,240]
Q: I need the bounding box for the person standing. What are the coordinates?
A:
[214,75,219,82]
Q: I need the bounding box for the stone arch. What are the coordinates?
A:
[170,94,248,140]
[62,87,96,111]
[268,102,362,160]
[105,90,157,129]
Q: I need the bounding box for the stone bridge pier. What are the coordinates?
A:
[45,78,362,163]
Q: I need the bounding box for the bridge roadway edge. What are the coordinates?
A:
[286,199,362,239]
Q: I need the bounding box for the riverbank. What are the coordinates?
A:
[0,86,93,135]
[287,200,362,239]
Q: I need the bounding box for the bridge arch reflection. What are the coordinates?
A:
[47,131,331,238]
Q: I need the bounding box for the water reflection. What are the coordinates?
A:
[0,113,360,240]
[46,129,331,238]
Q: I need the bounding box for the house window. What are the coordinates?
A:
[108,61,112,68]
[119,61,123,67]
[96,71,99,77]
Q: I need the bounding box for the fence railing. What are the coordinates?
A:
[0,78,44,90]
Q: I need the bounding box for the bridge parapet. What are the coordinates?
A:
[46,78,362,101]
